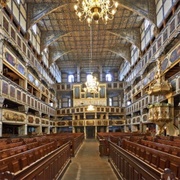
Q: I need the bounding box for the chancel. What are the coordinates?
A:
[0,0,180,180]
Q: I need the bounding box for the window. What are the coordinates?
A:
[32,24,37,35]
[144,19,150,30]
[127,100,131,106]
[106,73,112,81]
[109,98,112,106]
[68,99,71,107]
[68,75,74,83]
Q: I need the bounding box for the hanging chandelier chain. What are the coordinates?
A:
[90,25,92,63]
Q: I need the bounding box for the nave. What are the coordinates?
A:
[62,139,118,180]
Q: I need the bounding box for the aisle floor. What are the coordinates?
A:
[61,139,118,180]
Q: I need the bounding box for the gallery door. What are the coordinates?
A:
[86,126,95,139]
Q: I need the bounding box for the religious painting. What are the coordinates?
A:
[163,29,168,42]
[170,79,176,91]
[157,36,162,49]
[170,19,175,33]
[148,50,152,59]
[17,36,21,48]
[2,81,8,95]
[35,100,37,108]
[28,73,34,83]
[31,99,34,106]
[10,86,15,98]
[5,51,15,66]
[23,93,26,103]
[17,90,21,101]
[23,43,26,54]
[143,77,148,86]
[11,27,15,40]
[17,63,25,75]
[153,44,156,54]
[161,58,168,71]
[170,45,180,63]
[27,96,30,105]
[3,17,9,32]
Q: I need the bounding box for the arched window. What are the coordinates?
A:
[106,73,112,81]
[68,75,74,83]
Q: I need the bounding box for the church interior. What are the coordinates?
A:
[0,0,180,179]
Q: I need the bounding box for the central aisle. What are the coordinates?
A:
[61,139,118,180]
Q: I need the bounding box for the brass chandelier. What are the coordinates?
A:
[84,74,100,93]
[74,0,118,25]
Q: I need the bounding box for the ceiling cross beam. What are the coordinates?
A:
[108,27,141,50]
[49,48,73,65]
[106,45,131,63]
[26,0,156,30]
[26,1,68,30]
[117,0,156,25]
[40,30,70,52]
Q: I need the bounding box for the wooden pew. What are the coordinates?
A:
[0,142,71,180]
[0,141,57,173]
[121,139,180,179]
[108,141,178,180]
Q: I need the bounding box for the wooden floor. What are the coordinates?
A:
[61,139,118,180]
